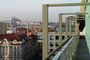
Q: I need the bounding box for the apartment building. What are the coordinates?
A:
[0,34,22,60]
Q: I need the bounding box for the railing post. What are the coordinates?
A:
[42,4,48,60]
[59,14,62,46]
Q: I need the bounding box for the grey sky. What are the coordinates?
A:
[0,0,81,21]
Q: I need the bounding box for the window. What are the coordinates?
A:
[50,35,54,40]
[55,35,59,40]
[50,42,53,47]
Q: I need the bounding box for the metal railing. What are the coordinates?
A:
[37,32,76,53]
[45,33,79,60]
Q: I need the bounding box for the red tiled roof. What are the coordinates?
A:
[0,33,20,40]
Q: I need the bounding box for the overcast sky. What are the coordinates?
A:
[0,0,81,22]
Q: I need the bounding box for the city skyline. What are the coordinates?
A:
[0,0,81,22]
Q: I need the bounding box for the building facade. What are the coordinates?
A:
[0,22,8,34]
[0,37,22,60]
[85,0,90,53]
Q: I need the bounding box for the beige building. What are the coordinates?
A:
[0,22,9,34]
[0,39,22,60]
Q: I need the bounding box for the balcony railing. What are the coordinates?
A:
[45,33,79,60]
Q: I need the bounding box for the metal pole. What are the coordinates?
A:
[42,4,48,60]
[65,17,69,41]
[58,14,62,46]
[75,16,78,32]
[48,3,90,7]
